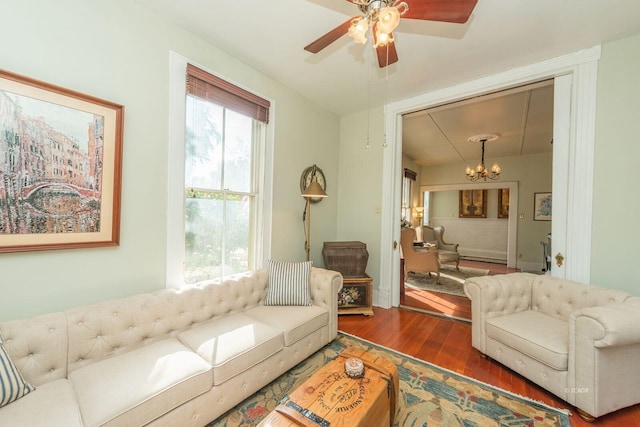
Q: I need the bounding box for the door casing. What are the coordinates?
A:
[379,46,600,309]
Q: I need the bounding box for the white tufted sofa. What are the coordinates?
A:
[0,267,343,426]
[464,272,640,420]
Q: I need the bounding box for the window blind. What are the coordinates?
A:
[186,64,270,123]
[404,168,417,181]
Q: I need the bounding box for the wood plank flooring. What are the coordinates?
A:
[338,307,640,426]
[400,260,520,321]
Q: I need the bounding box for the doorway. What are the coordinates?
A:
[379,48,600,309]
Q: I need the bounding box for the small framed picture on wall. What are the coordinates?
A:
[534,192,552,221]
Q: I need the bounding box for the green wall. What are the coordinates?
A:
[591,34,640,293]
[336,108,386,290]
[0,0,340,322]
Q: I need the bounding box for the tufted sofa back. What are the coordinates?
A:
[0,312,68,387]
[66,269,269,372]
[0,269,270,384]
[531,275,631,321]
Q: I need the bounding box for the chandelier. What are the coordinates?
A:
[465,134,501,181]
[347,0,409,48]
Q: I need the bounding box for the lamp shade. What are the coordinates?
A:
[377,7,401,34]
[301,177,327,199]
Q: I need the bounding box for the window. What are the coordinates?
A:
[422,191,430,226]
[167,56,272,287]
[401,168,416,225]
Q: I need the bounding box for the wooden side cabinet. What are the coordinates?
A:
[338,275,374,316]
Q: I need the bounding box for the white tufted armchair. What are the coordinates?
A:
[464,272,640,421]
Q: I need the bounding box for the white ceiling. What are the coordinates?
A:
[134,0,640,166]
[135,0,640,117]
[402,80,554,166]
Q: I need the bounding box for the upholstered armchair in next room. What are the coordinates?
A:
[420,225,460,269]
[400,227,440,283]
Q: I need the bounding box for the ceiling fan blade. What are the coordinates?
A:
[403,0,478,24]
[375,39,399,68]
[304,17,358,53]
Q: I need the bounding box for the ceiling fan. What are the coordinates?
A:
[304,0,478,68]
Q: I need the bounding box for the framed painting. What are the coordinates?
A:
[534,192,552,221]
[498,188,509,219]
[0,69,124,253]
[459,189,487,218]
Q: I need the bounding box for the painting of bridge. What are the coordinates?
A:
[0,69,123,252]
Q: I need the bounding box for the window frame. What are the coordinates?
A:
[166,52,274,288]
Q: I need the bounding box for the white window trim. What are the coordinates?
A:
[166,52,274,288]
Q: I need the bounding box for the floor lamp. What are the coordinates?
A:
[302,177,327,261]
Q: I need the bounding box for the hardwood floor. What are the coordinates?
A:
[400,260,520,321]
[338,307,640,426]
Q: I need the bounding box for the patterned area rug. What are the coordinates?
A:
[209,333,570,427]
[405,264,490,297]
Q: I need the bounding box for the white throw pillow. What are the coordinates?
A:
[265,260,313,306]
[0,334,35,408]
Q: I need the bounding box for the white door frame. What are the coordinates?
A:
[379,46,600,309]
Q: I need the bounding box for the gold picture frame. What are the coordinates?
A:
[459,189,487,218]
[498,188,509,219]
[0,69,124,253]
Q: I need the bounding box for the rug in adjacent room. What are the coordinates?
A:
[209,332,570,427]
[405,264,489,297]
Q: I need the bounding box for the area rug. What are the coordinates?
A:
[405,264,490,297]
[208,332,570,427]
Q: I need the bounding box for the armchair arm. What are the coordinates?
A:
[572,304,640,348]
[464,273,535,353]
[568,304,640,416]
[439,242,459,252]
[309,267,343,339]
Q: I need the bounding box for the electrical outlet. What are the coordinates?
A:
[375,206,381,213]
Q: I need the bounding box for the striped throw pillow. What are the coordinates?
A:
[265,260,313,306]
[0,335,35,408]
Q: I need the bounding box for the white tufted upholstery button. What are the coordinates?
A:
[50,368,55,373]
[78,321,83,326]
[49,328,55,333]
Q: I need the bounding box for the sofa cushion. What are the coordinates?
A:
[264,260,312,306]
[0,338,35,408]
[486,310,569,370]
[0,379,82,427]
[245,305,328,346]
[69,338,212,427]
[178,313,284,386]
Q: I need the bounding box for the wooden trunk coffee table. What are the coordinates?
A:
[258,349,398,427]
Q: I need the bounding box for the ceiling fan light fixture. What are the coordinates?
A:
[377,6,401,33]
[373,25,393,47]
[348,17,369,44]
